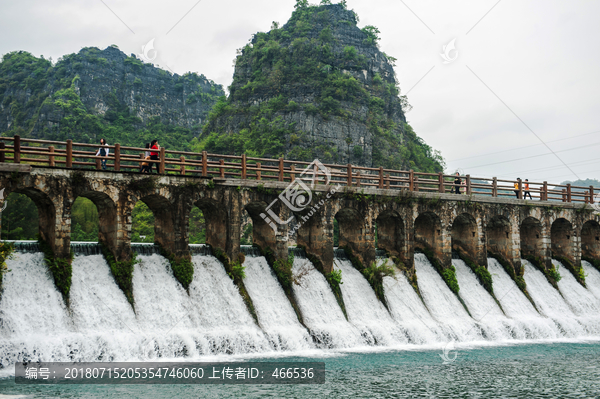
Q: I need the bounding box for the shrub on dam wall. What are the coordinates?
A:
[39,237,73,304]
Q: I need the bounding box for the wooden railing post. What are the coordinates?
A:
[313,162,319,186]
[492,177,497,197]
[48,146,55,167]
[409,170,414,191]
[438,172,444,193]
[347,164,352,186]
[180,156,185,175]
[590,186,595,204]
[290,165,295,182]
[96,156,101,170]
[241,154,247,179]
[542,181,548,201]
[356,170,361,187]
[257,162,262,180]
[14,135,21,164]
[219,159,225,178]
[562,189,566,202]
[114,143,121,171]
[466,174,471,195]
[379,167,384,189]
[201,151,208,177]
[278,158,284,182]
[585,192,589,204]
[159,147,165,174]
[66,139,72,168]
[517,178,522,200]
[0,142,5,163]
[385,173,390,189]
[566,184,572,203]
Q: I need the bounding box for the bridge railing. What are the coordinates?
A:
[0,135,595,204]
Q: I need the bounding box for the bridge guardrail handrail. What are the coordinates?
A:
[0,134,595,205]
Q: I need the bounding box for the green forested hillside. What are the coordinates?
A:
[0,47,224,150]
[195,1,444,172]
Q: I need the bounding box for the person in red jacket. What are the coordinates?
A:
[150,139,159,174]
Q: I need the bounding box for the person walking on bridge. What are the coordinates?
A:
[96,138,109,170]
[150,140,160,174]
[524,179,532,199]
[514,178,520,199]
[453,172,462,194]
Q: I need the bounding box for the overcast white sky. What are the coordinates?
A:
[1,0,599,184]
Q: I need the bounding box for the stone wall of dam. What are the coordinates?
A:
[2,166,599,281]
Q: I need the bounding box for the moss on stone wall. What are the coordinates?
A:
[158,244,194,292]
[212,247,258,324]
[418,246,459,295]
[455,249,493,294]
[258,245,305,326]
[100,243,137,307]
[39,237,73,304]
[553,255,585,287]
[340,245,394,309]
[582,255,600,272]
[0,242,15,293]
[300,246,347,319]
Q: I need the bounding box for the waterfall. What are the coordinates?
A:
[334,259,407,345]
[382,260,448,344]
[0,253,73,367]
[414,254,483,341]
[3,244,600,370]
[133,254,271,357]
[487,258,561,338]
[452,259,519,340]
[554,260,600,332]
[522,260,587,336]
[290,257,365,348]
[241,256,313,350]
[582,261,600,301]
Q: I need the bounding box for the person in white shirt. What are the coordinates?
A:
[96,138,109,170]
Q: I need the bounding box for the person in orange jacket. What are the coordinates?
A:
[524,179,532,199]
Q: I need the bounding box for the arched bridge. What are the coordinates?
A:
[1,135,599,280]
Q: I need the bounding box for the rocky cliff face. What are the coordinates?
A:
[199,3,443,172]
[0,46,223,148]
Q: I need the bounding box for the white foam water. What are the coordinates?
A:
[290,257,365,348]
[554,260,600,334]
[135,254,271,356]
[452,259,523,340]
[487,258,561,339]
[0,253,73,366]
[3,249,600,371]
[522,260,587,336]
[334,259,407,345]
[414,254,483,341]
[582,261,600,301]
[382,260,448,344]
[241,256,312,350]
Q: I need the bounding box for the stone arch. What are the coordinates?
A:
[551,218,573,260]
[520,217,543,260]
[581,220,600,260]
[194,197,229,252]
[486,215,512,261]
[335,207,375,267]
[5,187,56,250]
[414,211,443,259]
[244,200,277,251]
[137,194,177,253]
[451,213,478,260]
[74,191,118,250]
[376,210,405,261]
